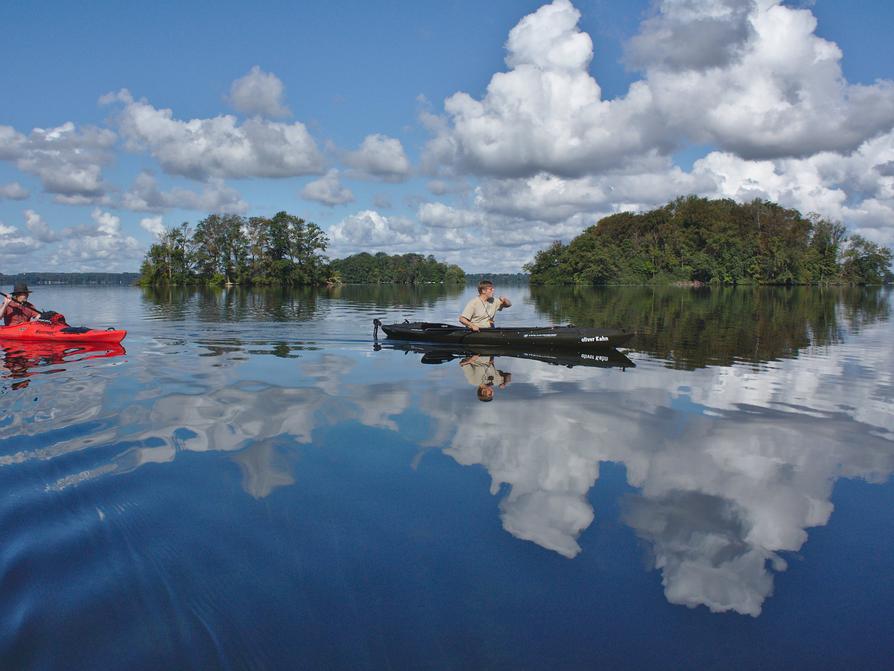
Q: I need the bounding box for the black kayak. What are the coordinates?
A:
[374,320,633,350]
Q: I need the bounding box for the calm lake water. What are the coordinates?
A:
[1,284,892,670]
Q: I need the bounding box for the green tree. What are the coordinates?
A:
[841,235,894,284]
[138,223,194,286]
[192,214,248,284]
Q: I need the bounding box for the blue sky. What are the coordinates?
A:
[1,0,892,273]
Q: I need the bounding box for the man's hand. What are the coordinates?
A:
[499,296,511,308]
[459,316,479,331]
[468,323,480,332]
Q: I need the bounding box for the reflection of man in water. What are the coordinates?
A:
[460,354,511,402]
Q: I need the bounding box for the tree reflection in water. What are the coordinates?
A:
[530,285,890,369]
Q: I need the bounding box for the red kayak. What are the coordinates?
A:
[0,321,127,343]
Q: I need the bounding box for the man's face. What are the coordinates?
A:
[482,285,495,299]
[13,293,27,302]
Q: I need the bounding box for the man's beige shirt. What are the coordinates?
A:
[461,296,499,327]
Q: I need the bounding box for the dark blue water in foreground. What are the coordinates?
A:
[1,285,892,670]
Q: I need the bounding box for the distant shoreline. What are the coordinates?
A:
[0,273,140,286]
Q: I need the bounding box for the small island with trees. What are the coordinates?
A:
[525,197,892,286]
[330,252,465,285]
[138,211,465,286]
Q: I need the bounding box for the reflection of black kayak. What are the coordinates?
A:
[376,341,635,369]
[374,320,633,350]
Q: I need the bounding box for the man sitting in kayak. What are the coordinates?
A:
[459,280,511,332]
[1,282,40,326]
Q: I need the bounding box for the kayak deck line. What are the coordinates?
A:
[373,319,633,350]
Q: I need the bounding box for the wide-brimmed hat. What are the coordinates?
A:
[12,281,30,295]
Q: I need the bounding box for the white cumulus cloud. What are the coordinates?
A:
[121,171,248,214]
[424,0,894,180]
[626,0,756,72]
[301,169,355,206]
[139,216,166,238]
[227,65,291,118]
[24,209,61,243]
[327,210,416,252]
[0,182,29,200]
[344,134,411,182]
[48,209,142,271]
[103,89,324,180]
[0,219,42,259]
[422,0,667,178]
[0,122,115,202]
[417,202,483,228]
[639,1,894,160]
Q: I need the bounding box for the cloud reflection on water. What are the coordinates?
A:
[405,326,894,616]
[110,382,349,497]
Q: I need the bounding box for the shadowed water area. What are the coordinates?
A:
[1,284,892,669]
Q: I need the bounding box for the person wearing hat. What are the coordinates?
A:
[1,282,41,326]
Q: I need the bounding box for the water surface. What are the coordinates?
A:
[1,285,892,669]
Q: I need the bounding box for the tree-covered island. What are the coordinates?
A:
[140,212,330,286]
[525,197,893,286]
[330,252,465,285]
[138,212,464,286]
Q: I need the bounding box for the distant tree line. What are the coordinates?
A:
[525,197,893,286]
[330,252,465,284]
[464,273,529,284]
[0,272,140,286]
[138,212,465,286]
